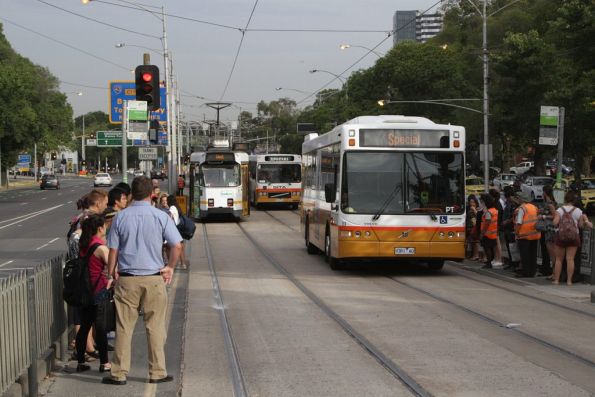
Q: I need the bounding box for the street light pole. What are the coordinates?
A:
[309,69,348,100]
[481,0,490,193]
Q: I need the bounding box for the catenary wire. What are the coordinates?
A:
[296,0,444,105]
[34,0,161,40]
[0,17,131,72]
[218,0,260,101]
[59,80,109,90]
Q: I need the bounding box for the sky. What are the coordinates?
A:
[1,0,440,125]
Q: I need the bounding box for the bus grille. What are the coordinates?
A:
[268,192,291,199]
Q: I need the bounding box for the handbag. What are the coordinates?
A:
[535,217,548,232]
[96,289,116,332]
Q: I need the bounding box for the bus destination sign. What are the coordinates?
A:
[265,156,294,161]
[360,129,449,148]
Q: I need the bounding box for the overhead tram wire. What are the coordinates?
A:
[218,0,260,101]
[296,0,444,106]
[60,80,109,90]
[34,0,161,39]
[0,17,131,72]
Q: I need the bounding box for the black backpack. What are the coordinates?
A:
[63,243,101,307]
[177,214,196,240]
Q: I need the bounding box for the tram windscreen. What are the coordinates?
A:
[257,164,301,184]
[200,164,240,187]
[341,152,464,215]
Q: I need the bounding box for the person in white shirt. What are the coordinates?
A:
[552,191,593,285]
[167,195,187,268]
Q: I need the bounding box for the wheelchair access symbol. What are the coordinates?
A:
[439,216,448,224]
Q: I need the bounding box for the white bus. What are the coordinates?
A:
[189,149,250,220]
[301,115,466,270]
[249,154,302,209]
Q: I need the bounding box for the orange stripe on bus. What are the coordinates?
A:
[337,225,465,232]
[256,188,302,192]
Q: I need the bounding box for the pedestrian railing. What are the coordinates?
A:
[0,254,67,396]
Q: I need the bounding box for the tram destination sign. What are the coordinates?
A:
[359,129,449,148]
[265,155,294,161]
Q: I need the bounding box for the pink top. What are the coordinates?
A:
[80,235,108,296]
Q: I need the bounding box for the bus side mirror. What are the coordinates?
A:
[324,183,336,203]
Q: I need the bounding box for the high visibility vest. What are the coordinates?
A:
[516,203,541,240]
[482,207,499,239]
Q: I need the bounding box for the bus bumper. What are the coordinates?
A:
[337,240,465,261]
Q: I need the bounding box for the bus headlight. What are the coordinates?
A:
[208,198,214,207]
[340,230,352,238]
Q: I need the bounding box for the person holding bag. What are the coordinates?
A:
[76,214,113,373]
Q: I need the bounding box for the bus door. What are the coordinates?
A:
[190,164,202,219]
[241,163,250,216]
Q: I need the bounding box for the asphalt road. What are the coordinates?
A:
[0,175,117,271]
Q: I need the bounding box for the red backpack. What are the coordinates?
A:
[557,207,579,243]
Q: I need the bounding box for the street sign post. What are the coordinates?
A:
[17,154,31,172]
[539,106,559,145]
[109,81,167,124]
[86,138,97,146]
[138,147,158,160]
[127,100,148,141]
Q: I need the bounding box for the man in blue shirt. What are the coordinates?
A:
[103,176,183,385]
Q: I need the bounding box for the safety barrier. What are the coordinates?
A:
[0,254,67,396]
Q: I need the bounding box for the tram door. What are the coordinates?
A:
[241,163,250,216]
[189,164,202,219]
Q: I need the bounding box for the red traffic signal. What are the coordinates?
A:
[134,65,160,111]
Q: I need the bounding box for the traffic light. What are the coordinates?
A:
[134,65,160,111]
[51,152,57,160]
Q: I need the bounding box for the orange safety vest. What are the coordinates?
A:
[516,203,541,240]
[482,207,498,239]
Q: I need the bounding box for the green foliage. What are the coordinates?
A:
[0,23,73,174]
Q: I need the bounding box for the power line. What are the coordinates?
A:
[60,80,109,90]
[218,0,259,101]
[35,0,161,40]
[296,0,443,105]
[0,17,131,71]
[246,28,391,33]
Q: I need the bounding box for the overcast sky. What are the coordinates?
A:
[1,0,439,124]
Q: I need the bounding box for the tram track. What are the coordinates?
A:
[202,223,248,397]
[262,210,299,232]
[387,276,595,370]
[234,221,433,397]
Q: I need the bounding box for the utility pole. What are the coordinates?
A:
[122,100,128,184]
[34,142,38,181]
[81,114,86,169]
[481,0,490,193]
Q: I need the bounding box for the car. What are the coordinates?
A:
[40,174,60,190]
[150,169,166,180]
[465,176,485,197]
[576,177,595,210]
[520,176,554,201]
[133,170,144,178]
[509,161,534,174]
[492,173,516,191]
[94,173,112,187]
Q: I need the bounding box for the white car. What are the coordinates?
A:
[509,161,534,174]
[520,176,554,201]
[94,173,112,187]
[493,173,516,190]
[133,170,144,177]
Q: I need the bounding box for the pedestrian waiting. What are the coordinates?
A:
[102,176,183,385]
[514,191,541,278]
[479,193,498,269]
[552,191,593,285]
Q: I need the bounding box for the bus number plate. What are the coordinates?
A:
[395,247,415,255]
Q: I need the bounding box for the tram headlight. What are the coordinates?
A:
[208,198,214,207]
[227,198,234,207]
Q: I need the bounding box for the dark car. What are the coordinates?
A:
[150,169,166,180]
[40,174,60,190]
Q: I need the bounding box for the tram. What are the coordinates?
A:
[188,143,250,220]
[301,115,466,270]
[249,154,302,209]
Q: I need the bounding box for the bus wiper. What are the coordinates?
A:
[372,184,401,221]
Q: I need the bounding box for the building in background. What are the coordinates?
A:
[393,10,443,45]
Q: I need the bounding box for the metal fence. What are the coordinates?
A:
[0,254,67,396]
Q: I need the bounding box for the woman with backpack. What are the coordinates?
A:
[76,214,113,372]
[167,195,188,268]
[552,191,593,285]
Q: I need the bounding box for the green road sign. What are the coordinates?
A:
[539,106,559,145]
[96,131,132,147]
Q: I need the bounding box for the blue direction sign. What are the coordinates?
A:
[17,154,31,164]
[109,81,167,124]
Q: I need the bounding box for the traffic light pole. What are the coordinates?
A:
[162,6,176,194]
[122,100,128,184]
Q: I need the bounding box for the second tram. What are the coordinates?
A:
[249,154,302,209]
[301,115,466,270]
[189,147,250,220]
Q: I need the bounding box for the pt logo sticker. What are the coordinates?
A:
[439,216,448,224]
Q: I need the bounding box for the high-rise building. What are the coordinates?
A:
[393,10,443,45]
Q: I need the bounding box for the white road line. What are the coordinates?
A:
[48,237,60,244]
[0,208,49,224]
[41,197,47,200]
[20,202,29,206]
[36,237,60,250]
[67,200,73,204]
[0,205,64,230]
[0,260,14,267]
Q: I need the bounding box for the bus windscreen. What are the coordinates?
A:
[341,152,464,215]
[258,164,301,184]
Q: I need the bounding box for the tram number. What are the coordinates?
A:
[395,247,416,255]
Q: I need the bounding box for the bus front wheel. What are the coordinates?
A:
[325,229,344,270]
